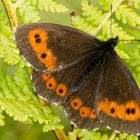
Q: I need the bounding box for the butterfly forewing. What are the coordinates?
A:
[15,23,100,72]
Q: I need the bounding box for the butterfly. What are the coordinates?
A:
[15,23,140,135]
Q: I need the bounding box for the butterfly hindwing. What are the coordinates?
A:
[15,23,100,72]
[31,56,102,130]
[95,52,140,135]
[64,60,106,130]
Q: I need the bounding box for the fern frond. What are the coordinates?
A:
[17,0,40,24]
[115,4,140,26]
[0,34,21,65]
[0,4,10,31]
[118,44,140,85]
[68,129,138,140]
[72,0,134,40]
[98,0,115,11]
[81,0,105,26]
[71,15,96,33]
[0,65,63,131]
[102,21,134,39]
[36,0,68,13]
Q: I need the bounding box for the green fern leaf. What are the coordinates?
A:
[17,0,40,24]
[98,0,115,11]
[0,4,22,65]
[72,0,134,40]
[71,15,96,33]
[0,34,21,65]
[102,21,134,39]
[115,4,140,26]
[0,64,63,131]
[37,0,68,13]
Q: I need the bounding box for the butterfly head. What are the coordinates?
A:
[107,36,119,48]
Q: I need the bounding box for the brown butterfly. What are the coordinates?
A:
[15,23,140,135]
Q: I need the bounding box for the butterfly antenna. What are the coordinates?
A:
[119,39,140,42]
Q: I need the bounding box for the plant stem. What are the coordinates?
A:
[1,0,19,31]
[93,0,124,36]
[54,129,68,140]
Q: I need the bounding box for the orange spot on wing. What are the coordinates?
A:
[28,29,57,70]
[46,77,57,90]
[99,98,109,113]
[42,73,51,81]
[99,98,140,121]
[28,29,48,52]
[79,106,91,118]
[56,84,67,97]
[37,49,57,70]
[116,104,125,120]
[33,43,48,52]
[89,109,96,119]
[108,101,117,117]
[70,98,82,110]
[125,100,140,121]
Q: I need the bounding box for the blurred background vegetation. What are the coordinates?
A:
[0,0,140,140]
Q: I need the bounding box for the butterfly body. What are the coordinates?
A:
[15,23,140,135]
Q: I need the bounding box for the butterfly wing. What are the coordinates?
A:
[96,52,140,135]
[31,56,103,129]
[15,23,100,72]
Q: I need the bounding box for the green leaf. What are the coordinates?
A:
[115,4,140,26]
[0,64,63,131]
[37,0,68,13]
[0,34,21,65]
[17,0,40,24]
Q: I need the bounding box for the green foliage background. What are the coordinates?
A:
[0,0,140,139]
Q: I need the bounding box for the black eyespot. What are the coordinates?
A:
[131,108,135,114]
[73,102,77,106]
[34,34,40,38]
[126,108,131,115]
[92,111,95,114]
[49,83,52,87]
[35,38,41,43]
[41,53,47,59]
[59,89,63,93]
[82,111,85,114]
[110,108,115,114]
